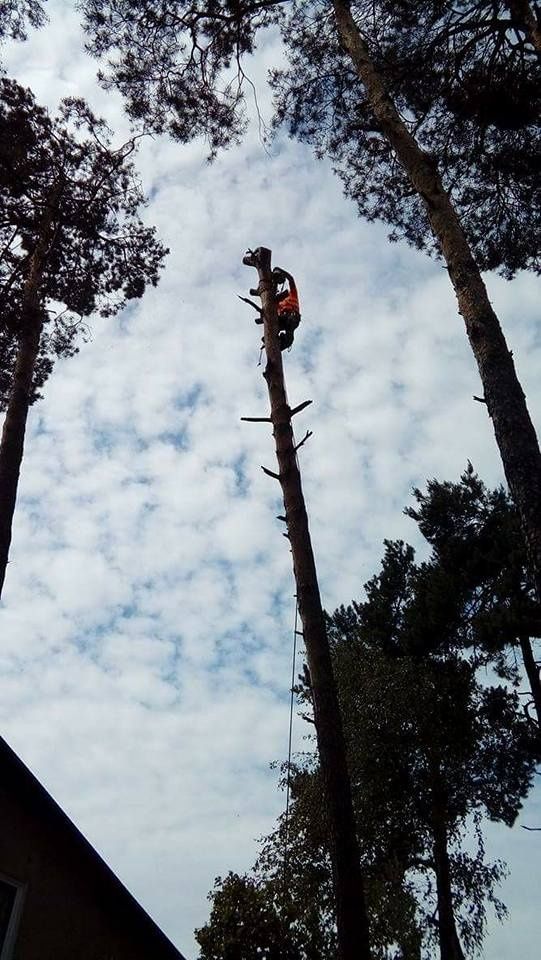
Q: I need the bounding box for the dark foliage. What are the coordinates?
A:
[196,765,423,960]
[324,547,535,954]
[196,871,302,960]
[404,464,541,670]
[81,1,540,276]
[271,1,540,277]
[80,0,284,157]
[196,479,537,957]
[0,0,46,44]
[342,466,541,690]
[196,644,533,959]
[0,77,168,405]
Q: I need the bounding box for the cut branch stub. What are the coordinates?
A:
[238,294,263,314]
[240,416,272,423]
[261,465,281,480]
[290,399,313,417]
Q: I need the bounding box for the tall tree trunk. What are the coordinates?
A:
[432,813,466,960]
[0,204,56,597]
[243,246,371,960]
[507,0,541,53]
[429,762,465,960]
[332,0,541,605]
[519,633,541,729]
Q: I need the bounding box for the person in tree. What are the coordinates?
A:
[246,262,301,352]
[273,266,301,350]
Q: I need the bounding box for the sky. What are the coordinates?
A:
[0,2,540,957]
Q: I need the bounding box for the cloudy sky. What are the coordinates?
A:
[1,2,540,957]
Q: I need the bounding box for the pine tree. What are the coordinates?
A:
[196,577,535,960]
[330,642,531,960]
[323,550,535,958]
[0,0,46,45]
[403,465,541,733]
[0,79,167,596]
[329,0,541,604]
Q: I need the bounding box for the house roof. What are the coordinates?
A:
[0,735,188,960]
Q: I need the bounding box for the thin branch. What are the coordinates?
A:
[261,465,281,480]
[295,429,313,451]
[238,294,263,313]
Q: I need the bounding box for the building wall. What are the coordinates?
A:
[0,745,183,960]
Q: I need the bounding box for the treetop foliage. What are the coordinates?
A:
[80,0,540,276]
[0,77,168,406]
[336,464,541,693]
[0,0,46,45]
[404,465,541,673]
[271,0,540,277]
[80,0,284,157]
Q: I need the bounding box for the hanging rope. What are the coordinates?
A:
[283,596,299,889]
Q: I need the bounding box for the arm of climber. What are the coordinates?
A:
[275,267,296,290]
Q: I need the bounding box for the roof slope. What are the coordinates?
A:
[0,735,188,960]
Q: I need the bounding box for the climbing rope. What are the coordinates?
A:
[283,596,299,889]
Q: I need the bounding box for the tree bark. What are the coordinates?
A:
[332,0,541,606]
[519,633,541,729]
[507,0,541,53]
[243,246,371,960]
[0,200,57,598]
[429,763,465,960]
[432,815,466,960]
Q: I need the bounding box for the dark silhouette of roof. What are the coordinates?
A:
[0,735,188,960]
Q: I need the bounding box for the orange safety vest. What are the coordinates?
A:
[277,282,300,316]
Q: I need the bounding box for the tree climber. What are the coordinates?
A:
[238,254,301,352]
[273,266,301,351]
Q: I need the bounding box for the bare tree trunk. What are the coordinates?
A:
[429,762,465,960]
[332,0,541,604]
[507,0,541,53]
[0,209,55,597]
[519,633,541,729]
[243,246,371,960]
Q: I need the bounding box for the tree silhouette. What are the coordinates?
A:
[0,78,167,596]
[197,563,535,959]
[403,465,541,734]
[0,0,46,46]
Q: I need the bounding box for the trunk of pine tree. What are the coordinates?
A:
[0,200,56,598]
[429,763,465,960]
[332,0,541,604]
[432,815,466,960]
[244,246,371,960]
[507,0,541,52]
[519,633,541,729]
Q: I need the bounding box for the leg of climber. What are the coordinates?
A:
[279,328,294,351]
